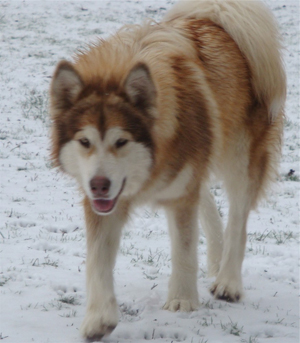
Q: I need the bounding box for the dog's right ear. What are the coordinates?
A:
[50,61,83,113]
[124,63,156,110]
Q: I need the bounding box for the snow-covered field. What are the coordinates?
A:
[0,1,299,342]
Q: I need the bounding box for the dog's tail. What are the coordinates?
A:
[164,0,286,119]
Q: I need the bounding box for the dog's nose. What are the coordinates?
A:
[90,177,111,197]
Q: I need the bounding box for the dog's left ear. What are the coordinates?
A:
[124,63,156,109]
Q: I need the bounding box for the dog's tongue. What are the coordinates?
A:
[93,199,115,213]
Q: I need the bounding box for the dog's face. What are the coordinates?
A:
[50,62,156,215]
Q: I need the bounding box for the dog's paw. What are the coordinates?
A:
[164,274,199,312]
[80,300,118,341]
[163,298,199,312]
[81,316,117,342]
[210,279,243,302]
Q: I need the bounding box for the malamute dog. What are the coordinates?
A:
[50,0,285,340]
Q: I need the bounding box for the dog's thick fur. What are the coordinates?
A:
[50,0,285,340]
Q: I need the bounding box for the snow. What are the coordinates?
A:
[0,1,299,342]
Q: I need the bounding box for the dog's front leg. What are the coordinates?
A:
[80,197,128,341]
[163,194,200,312]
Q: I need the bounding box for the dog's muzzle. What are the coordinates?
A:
[90,178,126,215]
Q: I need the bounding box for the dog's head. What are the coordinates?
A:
[50,61,156,215]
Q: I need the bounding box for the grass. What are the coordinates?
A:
[121,243,170,267]
[5,209,27,219]
[241,337,259,343]
[12,197,26,202]
[284,117,299,130]
[42,257,59,268]
[32,258,61,268]
[20,303,39,311]
[0,333,9,340]
[247,244,266,255]
[21,89,49,126]
[120,302,139,317]
[59,295,80,305]
[202,299,214,310]
[198,317,214,328]
[43,299,64,311]
[0,276,11,287]
[248,230,297,245]
[143,271,158,280]
[220,317,244,337]
[60,310,77,318]
[284,174,299,182]
[5,227,22,239]
[28,295,82,314]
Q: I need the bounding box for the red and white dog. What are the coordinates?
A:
[50,0,285,340]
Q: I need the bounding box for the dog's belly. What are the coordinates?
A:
[153,164,193,203]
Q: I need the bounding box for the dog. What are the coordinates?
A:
[49,0,285,340]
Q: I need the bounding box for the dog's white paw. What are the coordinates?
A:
[210,277,243,302]
[163,298,199,312]
[80,299,118,342]
[164,273,199,312]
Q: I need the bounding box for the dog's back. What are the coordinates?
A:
[164,0,286,119]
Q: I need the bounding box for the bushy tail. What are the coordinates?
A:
[164,0,286,119]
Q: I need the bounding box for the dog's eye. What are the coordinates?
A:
[115,138,128,149]
[79,138,91,149]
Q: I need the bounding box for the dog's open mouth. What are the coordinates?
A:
[92,179,126,215]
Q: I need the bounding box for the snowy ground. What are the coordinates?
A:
[0,1,299,342]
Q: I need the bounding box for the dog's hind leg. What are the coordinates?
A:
[199,184,223,277]
[80,197,129,341]
[210,179,251,302]
[210,104,283,302]
[163,191,200,312]
[210,135,254,302]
